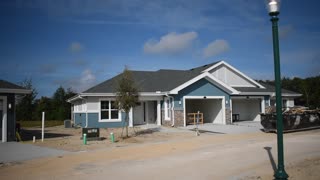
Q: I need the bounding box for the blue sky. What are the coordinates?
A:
[1,0,319,97]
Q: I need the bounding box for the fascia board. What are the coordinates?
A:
[0,88,32,94]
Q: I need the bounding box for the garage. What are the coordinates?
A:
[184,96,225,125]
[231,98,262,122]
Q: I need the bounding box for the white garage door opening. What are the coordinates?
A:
[184,96,225,126]
[232,98,263,122]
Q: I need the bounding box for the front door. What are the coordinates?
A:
[133,102,145,125]
[0,96,7,142]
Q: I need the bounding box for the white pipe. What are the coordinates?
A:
[42,112,45,142]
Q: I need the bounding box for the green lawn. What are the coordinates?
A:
[17,120,64,128]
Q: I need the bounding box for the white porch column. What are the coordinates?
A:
[129,107,133,127]
[157,100,161,125]
[261,98,265,113]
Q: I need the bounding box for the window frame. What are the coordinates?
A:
[164,97,171,121]
[99,99,121,122]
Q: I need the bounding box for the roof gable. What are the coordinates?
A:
[202,61,264,88]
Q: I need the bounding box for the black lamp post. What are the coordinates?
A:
[266,0,288,179]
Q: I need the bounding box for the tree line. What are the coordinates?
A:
[259,76,320,109]
[16,79,76,121]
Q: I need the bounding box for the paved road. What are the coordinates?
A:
[0,142,67,163]
[1,129,319,180]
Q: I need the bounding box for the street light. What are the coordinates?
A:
[266,0,288,179]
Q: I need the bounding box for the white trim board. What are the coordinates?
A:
[0,88,32,94]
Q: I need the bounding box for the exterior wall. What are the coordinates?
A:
[173,78,230,109]
[74,112,126,128]
[210,65,255,87]
[73,96,163,128]
[0,93,15,142]
[171,78,229,126]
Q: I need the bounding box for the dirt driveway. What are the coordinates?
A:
[1,128,320,179]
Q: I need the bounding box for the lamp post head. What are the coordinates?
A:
[266,0,280,16]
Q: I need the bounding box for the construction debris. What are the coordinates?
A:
[261,107,320,132]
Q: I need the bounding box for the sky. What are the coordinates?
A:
[1,0,319,98]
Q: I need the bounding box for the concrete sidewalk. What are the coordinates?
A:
[181,121,263,134]
[0,142,67,164]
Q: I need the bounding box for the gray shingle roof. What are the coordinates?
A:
[234,82,301,95]
[84,62,221,93]
[0,79,26,90]
[83,61,300,96]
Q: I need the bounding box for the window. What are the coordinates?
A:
[164,97,171,120]
[100,100,119,121]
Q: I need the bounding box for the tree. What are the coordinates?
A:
[259,76,320,109]
[33,96,53,120]
[115,67,139,138]
[16,78,38,121]
[51,86,76,120]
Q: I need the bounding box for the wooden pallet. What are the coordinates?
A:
[187,113,203,125]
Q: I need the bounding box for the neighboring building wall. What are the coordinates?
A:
[0,93,15,141]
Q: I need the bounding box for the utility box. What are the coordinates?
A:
[82,128,100,140]
[64,120,72,128]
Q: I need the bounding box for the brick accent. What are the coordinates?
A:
[161,109,185,127]
[174,110,184,127]
[225,107,231,124]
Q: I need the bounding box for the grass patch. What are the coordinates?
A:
[17,120,64,128]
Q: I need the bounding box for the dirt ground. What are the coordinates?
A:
[19,125,195,152]
[2,127,320,180]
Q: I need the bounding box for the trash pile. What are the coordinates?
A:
[261,107,320,132]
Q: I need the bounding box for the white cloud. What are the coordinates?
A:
[69,42,84,52]
[56,69,96,93]
[80,69,96,85]
[144,32,198,55]
[203,39,229,58]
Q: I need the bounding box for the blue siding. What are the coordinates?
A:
[74,112,127,128]
[173,78,230,109]
[74,113,86,126]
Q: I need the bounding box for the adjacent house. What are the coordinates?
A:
[0,79,31,142]
[67,61,301,128]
